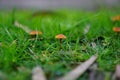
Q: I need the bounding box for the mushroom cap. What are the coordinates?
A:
[55,34,66,39]
[113,27,120,32]
[29,31,42,35]
[112,15,120,21]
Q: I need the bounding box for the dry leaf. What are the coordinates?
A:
[115,65,120,80]
[84,24,91,35]
[91,42,97,49]
[57,55,97,80]
[14,20,32,33]
[32,66,46,80]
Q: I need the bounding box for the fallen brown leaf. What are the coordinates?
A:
[115,65,120,80]
[57,55,97,80]
[32,66,46,80]
[14,20,32,34]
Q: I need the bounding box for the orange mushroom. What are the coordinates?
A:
[113,27,120,32]
[30,31,42,36]
[29,30,42,39]
[55,34,66,39]
[111,15,120,22]
[55,34,66,49]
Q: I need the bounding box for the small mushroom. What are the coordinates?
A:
[55,34,66,49]
[30,31,42,36]
[14,21,42,40]
[113,27,120,32]
[111,15,120,22]
[29,30,42,38]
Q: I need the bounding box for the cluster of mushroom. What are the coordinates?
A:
[14,21,67,49]
[112,15,120,32]
[29,31,66,48]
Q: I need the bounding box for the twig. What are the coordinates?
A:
[32,66,47,80]
[91,42,97,49]
[57,55,97,80]
[14,20,32,33]
[115,65,120,80]
[88,63,98,80]
[83,24,91,35]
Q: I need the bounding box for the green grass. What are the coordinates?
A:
[0,9,120,80]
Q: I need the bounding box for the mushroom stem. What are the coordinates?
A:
[60,39,62,49]
[55,34,66,49]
